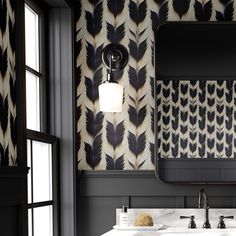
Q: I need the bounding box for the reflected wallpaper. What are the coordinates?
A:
[157,80,236,159]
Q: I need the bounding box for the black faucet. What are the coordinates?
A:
[198,189,211,229]
[217,215,234,229]
[180,215,197,228]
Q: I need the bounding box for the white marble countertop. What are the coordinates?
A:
[116,208,236,229]
[101,228,236,236]
[101,209,236,236]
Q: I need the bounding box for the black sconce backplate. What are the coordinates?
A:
[102,43,128,72]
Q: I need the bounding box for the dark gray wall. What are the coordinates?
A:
[77,171,236,236]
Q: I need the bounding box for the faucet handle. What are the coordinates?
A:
[222,216,234,219]
[180,215,196,229]
[217,215,234,229]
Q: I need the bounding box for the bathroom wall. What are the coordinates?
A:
[77,172,236,236]
[0,0,17,166]
[75,0,236,170]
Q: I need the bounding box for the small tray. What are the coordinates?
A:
[113,224,163,231]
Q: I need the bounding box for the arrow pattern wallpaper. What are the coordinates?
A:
[75,0,236,170]
[0,0,16,166]
[157,80,236,159]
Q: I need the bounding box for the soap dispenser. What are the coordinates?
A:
[119,206,128,226]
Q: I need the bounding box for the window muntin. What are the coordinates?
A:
[27,139,32,204]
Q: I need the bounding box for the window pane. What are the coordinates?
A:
[25,4,39,71]
[28,209,33,236]
[32,141,52,202]
[34,206,53,236]
[26,71,40,131]
[27,139,32,204]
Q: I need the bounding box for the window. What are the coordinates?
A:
[27,131,57,236]
[25,4,40,131]
[25,2,59,236]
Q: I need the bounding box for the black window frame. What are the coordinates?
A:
[26,129,59,236]
[24,1,60,236]
[25,0,48,132]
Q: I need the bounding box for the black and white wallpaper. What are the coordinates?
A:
[157,80,236,159]
[0,0,16,166]
[75,0,236,170]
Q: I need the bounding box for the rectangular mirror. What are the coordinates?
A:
[155,22,236,183]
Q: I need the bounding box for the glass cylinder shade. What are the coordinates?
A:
[99,82,123,112]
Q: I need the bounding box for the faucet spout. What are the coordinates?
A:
[198,189,211,229]
[198,189,208,208]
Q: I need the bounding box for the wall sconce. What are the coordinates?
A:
[99,43,128,112]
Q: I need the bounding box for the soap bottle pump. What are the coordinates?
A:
[119,206,128,226]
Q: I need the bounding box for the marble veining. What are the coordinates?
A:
[102,229,236,236]
[116,209,236,229]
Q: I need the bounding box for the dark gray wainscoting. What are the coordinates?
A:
[0,167,28,236]
[77,170,236,236]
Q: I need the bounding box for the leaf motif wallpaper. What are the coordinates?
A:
[0,0,16,166]
[157,80,236,159]
[75,0,236,170]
